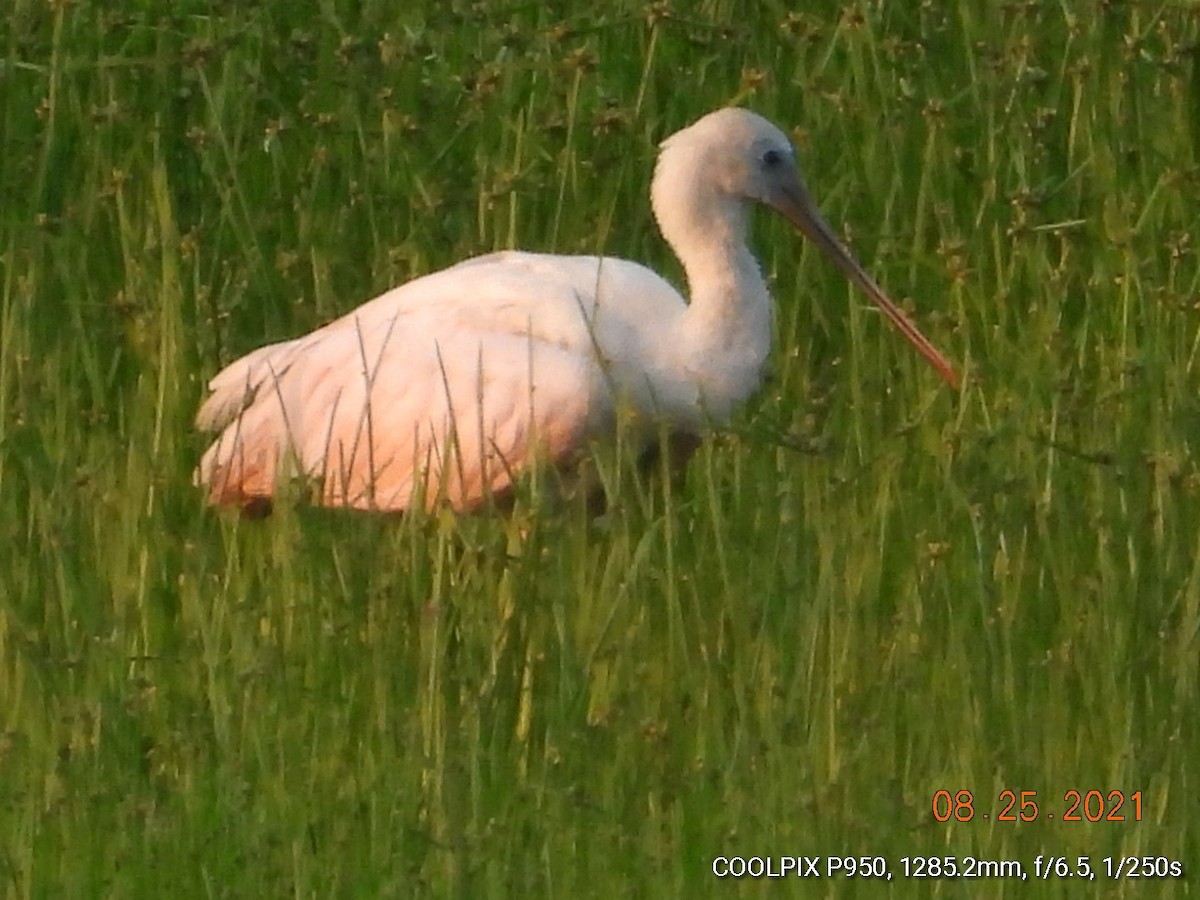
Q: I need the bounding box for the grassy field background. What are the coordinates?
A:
[2,0,1198,895]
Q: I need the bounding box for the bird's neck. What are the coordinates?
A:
[667,202,774,419]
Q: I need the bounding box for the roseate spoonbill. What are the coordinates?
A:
[195,107,958,514]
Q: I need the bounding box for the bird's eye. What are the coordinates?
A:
[762,148,783,167]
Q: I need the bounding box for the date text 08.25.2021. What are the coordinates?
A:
[932,789,1143,823]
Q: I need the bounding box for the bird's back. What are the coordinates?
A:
[196,251,692,512]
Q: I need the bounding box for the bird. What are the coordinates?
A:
[195,107,959,515]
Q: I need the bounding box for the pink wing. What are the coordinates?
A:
[197,316,600,513]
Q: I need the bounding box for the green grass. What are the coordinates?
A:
[2,0,1198,896]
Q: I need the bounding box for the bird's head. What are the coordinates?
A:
[653,107,959,390]
[653,107,807,219]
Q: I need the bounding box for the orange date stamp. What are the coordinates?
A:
[932,790,1144,824]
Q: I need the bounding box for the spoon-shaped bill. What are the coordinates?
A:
[772,180,960,390]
